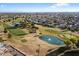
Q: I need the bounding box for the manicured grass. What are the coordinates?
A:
[36,25,79,42]
[3,23,10,29]
[3,23,27,36]
[8,28,26,36]
[15,18,23,23]
[45,29,61,34]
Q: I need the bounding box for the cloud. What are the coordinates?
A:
[54,3,69,6]
[50,3,69,8]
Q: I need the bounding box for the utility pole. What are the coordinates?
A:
[36,44,40,56]
[38,44,40,56]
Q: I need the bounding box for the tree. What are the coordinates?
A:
[7,33,12,38]
[20,21,26,28]
[4,28,7,33]
[64,37,78,49]
[70,38,77,49]
[64,39,72,49]
[0,37,4,42]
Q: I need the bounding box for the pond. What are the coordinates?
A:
[40,35,65,45]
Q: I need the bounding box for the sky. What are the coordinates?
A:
[0,3,79,12]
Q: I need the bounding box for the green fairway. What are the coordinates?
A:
[3,22,27,36]
[3,23,10,29]
[15,18,23,23]
[45,29,61,34]
[8,28,26,36]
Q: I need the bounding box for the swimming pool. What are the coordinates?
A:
[40,35,65,45]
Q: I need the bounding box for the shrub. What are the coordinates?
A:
[7,33,12,38]
[21,39,27,43]
[0,37,4,42]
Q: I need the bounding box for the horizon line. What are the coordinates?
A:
[0,12,79,13]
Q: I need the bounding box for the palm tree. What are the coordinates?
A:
[64,39,72,49]
[64,37,78,49]
[70,38,77,49]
